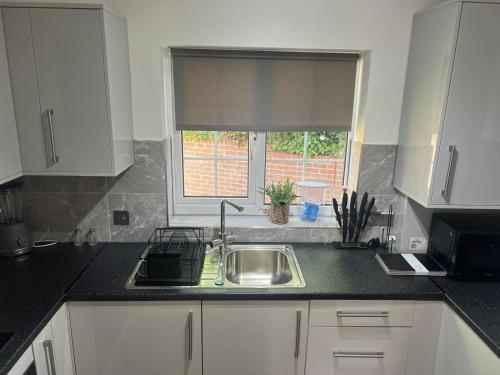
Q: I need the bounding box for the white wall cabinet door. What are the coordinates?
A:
[393,2,461,206]
[202,301,309,375]
[2,5,134,176]
[395,1,500,208]
[0,9,22,185]
[431,2,500,206]
[69,301,202,375]
[27,8,112,174]
[433,305,499,375]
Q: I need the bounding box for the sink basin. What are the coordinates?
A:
[222,245,305,288]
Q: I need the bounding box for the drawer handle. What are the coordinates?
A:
[336,310,390,318]
[333,350,385,358]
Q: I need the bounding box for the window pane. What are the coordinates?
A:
[266,132,305,159]
[265,131,346,204]
[305,132,347,158]
[183,159,215,196]
[182,131,249,197]
[217,160,248,197]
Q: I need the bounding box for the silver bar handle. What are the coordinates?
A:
[336,310,390,318]
[333,350,385,358]
[441,145,456,197]
[43,340,57,375]
[46,109,59,164]
[294,311,301,359]
[188,312,193,360]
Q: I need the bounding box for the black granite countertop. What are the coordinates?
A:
[0,243,103,375]
[432,277,500,357]
[1,241,499,374]
[67,242,443,300]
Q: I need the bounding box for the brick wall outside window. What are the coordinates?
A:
[182,138,345,203]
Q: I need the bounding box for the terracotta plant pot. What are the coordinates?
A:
[269,204,290,225]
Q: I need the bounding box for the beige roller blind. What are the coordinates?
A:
[172,49,358,132]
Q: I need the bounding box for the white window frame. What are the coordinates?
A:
[171,130,349,215]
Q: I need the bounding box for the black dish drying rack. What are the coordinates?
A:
[135,227,206,286]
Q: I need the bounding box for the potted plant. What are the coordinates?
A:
[260,179,299,225]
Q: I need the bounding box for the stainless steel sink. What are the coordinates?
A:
[125,244,305,289]
[218,245,305,288]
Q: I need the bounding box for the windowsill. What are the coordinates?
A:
[170,214,340,229]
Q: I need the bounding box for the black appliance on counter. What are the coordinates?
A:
[428,213,500,281]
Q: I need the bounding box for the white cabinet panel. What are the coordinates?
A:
[32,304,74,375]
[405,301,444,375]
[431,3,500,206]
[29,8,112,174]
[306,326,411,375]
[393,2,461,206]
[51,304,75,375]
[69,301,202,375]
[433,305,499,375]
[2,6,134,176]
[202,301,308,375]
[309,300,414,327]
[395,1,500,208]
[0,9,23,184]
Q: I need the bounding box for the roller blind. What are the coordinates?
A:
[172,49,358,132]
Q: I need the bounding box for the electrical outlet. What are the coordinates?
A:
[409,236,428,251]
[113,210,130,225]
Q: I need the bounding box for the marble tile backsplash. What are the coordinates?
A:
[14,141,399,245]
[21,140,167,242]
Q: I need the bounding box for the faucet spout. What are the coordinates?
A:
[220,200,244,242]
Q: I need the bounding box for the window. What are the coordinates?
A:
[182,131,249,197]
[170,49,358,215]
[265,132,347,205]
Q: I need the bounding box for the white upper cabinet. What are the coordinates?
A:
[2,5,134,176]
[0,9,22,185]
[394,1,500,208]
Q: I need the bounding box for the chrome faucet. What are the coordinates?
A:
[210,200,244,286]
[211,199,244,251]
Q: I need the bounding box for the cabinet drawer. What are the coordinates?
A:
[310,300,414,327]
[306,327,411,375]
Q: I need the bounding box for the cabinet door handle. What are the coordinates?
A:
[336,310,390,318]
[188,312,193,360]
[43,109,59,167]
[42,340,57,375]
[294,311,301,359]
[441,145,456,198]
[333,350,385,358]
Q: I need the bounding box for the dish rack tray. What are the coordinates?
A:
[135,227,206,286]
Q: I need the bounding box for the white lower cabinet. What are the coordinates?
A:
[433,305,499,375]
[306,327,411,375]
[202,301,309,375]
[306,300,414,375]
[32,303,74,375]
[68,301,202,375]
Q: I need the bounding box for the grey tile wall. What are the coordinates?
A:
[21,140,167,243]
[15,141,400,245]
